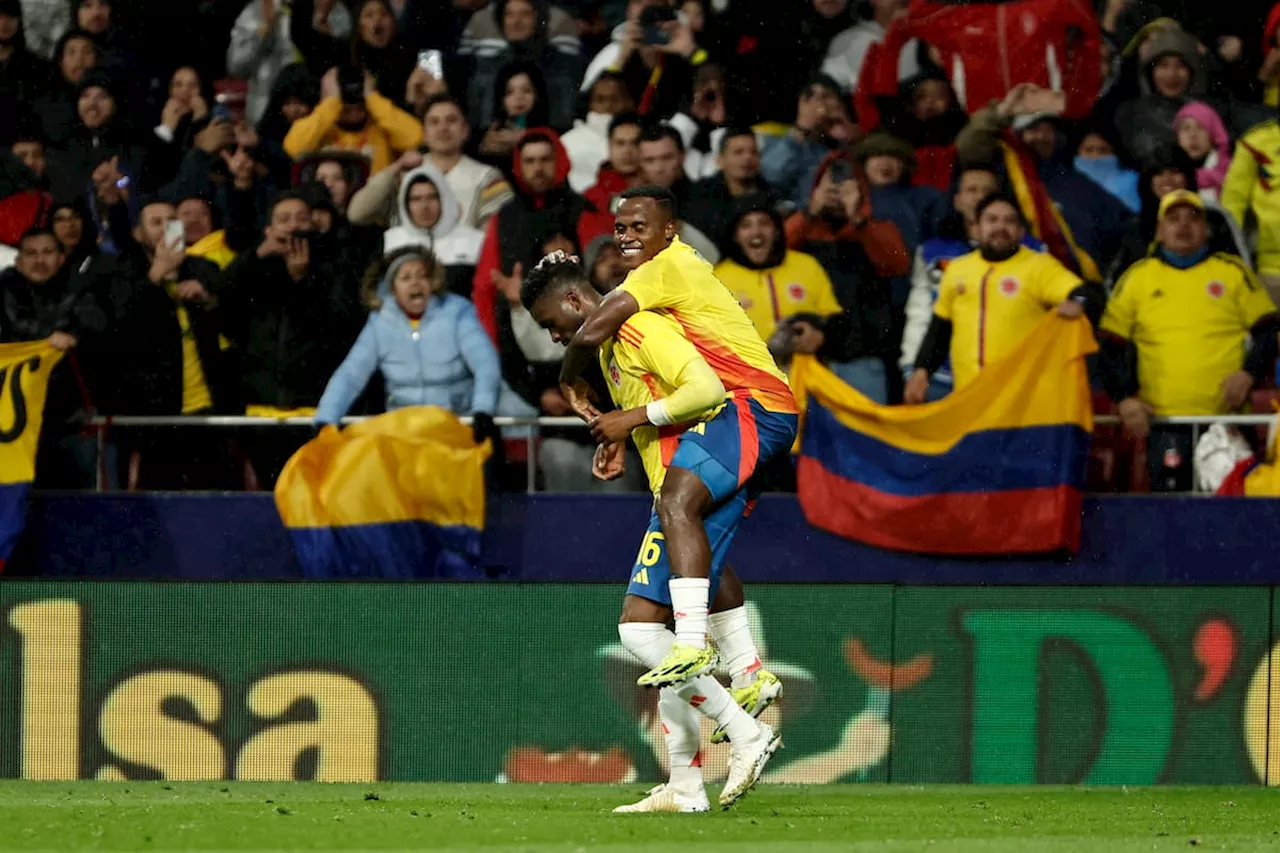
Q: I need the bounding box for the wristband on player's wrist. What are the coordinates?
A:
[645,400,674,426]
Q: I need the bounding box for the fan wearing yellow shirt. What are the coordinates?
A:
[905,193,1099,404]
[522,254,782,812]
[555,185,799,699]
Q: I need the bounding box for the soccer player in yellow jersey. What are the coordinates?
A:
[556,185,800,694]
[523,255,783,812]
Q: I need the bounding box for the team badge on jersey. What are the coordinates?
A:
[787,283,806,301]
[1207,281,1225,299]
[999,277,1020,296]
[608,358,621,387]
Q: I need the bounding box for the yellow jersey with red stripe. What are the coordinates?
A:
[599,311,728,495]
[620,236,798,414]
[934,245,1082,389]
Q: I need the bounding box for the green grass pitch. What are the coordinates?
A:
[0,782,1275,852]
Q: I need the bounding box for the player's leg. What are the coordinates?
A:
[640,399,754,685]
[618,596,777,810]
[632,488,782,805]
[708,565,783,745]
[615,595,710,813]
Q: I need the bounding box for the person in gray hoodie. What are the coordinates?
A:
[1113,24,1215,167]
[314,246,501,433]
[382,162,485,299]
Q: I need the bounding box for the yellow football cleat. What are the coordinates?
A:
[636,643,718,688]
[711,669,783,744]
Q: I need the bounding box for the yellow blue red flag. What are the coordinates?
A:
[791,315,1096,555]
[0,341,64,572]
[275,407,491,578]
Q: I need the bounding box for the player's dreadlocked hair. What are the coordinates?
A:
[520,251,591,312]
[618,184,678,219]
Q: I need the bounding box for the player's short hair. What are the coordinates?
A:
[718,126,757,154]
[974,192,1027,227]
[520,253,592,312]
[640,122,685,152]
[617,184,678,220]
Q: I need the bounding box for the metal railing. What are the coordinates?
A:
[86,413,1276,494]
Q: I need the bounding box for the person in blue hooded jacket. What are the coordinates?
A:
[315,246,502,441]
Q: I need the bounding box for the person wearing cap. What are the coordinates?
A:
[853,130,941,261]
[1100,189,1280,492]
[905,192,1100,405]
[283,64,422,175]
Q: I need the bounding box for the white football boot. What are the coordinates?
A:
[718,722,781,808]
[613,784,711,814]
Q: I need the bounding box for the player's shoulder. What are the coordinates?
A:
[619,310,682,344]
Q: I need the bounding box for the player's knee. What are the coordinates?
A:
[617,622,673,669]
[656,481,701,527]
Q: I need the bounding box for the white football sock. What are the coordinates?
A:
[709,607,763,690]
[672,675,761,746]
[658,687,703,793]
[619,623,758,752]
[669,577,711,649]
[617,622,676,669]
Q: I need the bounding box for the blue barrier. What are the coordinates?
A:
[11,494,1280,585]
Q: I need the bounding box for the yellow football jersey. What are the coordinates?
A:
[599,310,728,495]
[934,245,1082,389]
[1101,253,1278,415]
[621,236,797,414]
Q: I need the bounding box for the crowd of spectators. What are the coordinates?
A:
[3,0,1280,493]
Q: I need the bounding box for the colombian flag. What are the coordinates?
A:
[791,315,1096,555]
[0,341,64,573]
[275,407,491,579]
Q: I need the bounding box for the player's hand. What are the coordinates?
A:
[592,442,626,481]
[589,408,647,444]
[1221,370,1255,410]
[561,379,601,422]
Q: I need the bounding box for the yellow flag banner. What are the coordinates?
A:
[275,406,491,579]
[0,341,65,571]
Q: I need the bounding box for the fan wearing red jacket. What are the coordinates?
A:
[472,128,613,345]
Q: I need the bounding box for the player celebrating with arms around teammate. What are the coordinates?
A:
[557,186,800,691]
[524,255,782,812]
